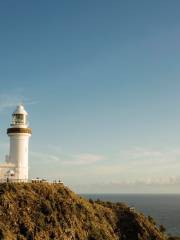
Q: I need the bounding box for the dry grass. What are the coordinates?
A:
[0,182,168,240]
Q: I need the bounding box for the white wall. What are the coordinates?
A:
[9,133,30,180]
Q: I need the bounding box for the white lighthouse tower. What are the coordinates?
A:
[7,104,32,181]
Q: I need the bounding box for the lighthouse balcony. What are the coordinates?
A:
[7,128,32,134]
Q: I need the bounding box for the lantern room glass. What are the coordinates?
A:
[11,114,27,125]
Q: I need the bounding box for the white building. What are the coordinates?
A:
[0,104,32,182]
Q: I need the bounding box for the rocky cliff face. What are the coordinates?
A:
[0,183,167,240]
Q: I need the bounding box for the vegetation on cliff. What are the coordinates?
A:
[0,182,176,240]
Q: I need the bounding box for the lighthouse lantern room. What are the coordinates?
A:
[11,105,28,127]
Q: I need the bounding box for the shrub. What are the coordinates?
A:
[0,229,4,239]
[89,199,94,204]
[147,216,156,226]
[40,200,52,215]
[159,224,166,233]
[19,223,28,237]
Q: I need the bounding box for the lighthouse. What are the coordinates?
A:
[7,104,32,181]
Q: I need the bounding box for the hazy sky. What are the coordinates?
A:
[0,0,180,193]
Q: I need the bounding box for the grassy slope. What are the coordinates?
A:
[0,183,166,240]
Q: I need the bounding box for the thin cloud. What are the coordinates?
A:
[118,147,180,166]
[30,151,60,163]
[0,92,38,111]
[25,100,39,106]
[0,94,21,111]
[110,176,180,186]
[73,176,180,193]
[30,151,104,166]
[91,147,180,183]
[63,153,104,165]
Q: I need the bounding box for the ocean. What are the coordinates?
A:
[82,194,180,236]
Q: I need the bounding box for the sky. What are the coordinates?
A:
[0,0,180,193]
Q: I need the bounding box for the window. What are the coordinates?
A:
[12,114,25,124]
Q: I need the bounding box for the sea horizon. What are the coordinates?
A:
[80,192,180,195]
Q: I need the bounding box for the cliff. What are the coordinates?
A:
[0,182,168,240]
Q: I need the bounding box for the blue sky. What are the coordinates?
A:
[0,0,180,193]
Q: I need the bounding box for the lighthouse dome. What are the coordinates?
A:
[13,104,28,115]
